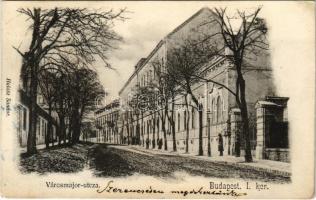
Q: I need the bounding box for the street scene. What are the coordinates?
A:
[20,143,290,183]
[14,4,291,183]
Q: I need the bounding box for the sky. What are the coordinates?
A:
[3,1,314,108]
[5,2,227,104]
[95,3,219,104]
[4,2,275,104]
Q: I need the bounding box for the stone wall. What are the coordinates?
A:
[255,97,289,162]
[265,148,290,162]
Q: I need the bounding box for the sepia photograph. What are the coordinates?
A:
[0,1,314,198]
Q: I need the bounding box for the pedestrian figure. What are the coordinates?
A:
[158,138,163,149]
[218,134,224,156]
[146,138,149,149]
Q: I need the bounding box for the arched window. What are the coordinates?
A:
[212,99,216,124]
[191,108,195,129]
[216,96,222,123]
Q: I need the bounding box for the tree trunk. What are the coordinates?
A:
[63,123,67,145]
[71,100,81,144]
[198,107,203,156]
[58,115,66,145]
[239,77,252,162]
[67,113,73,145]
[141,112,144,147]
[184,96,190,154]
[58,124,62,146]
[136,113,140,145]
[157,119,159,141]
[26,63,38,155]
[171,99,176,152]
[121,119,125,145]
[185,111,190,153]
[46,105,52,149]
[72,118,81,144]
[146,119,149,149]
[207,118,211,157]
[187,83,202,156]
[152,113,156,149]
[126,124,130,145]
[68,127,72,145]
[161,109,168,151]
[25,9,41,155]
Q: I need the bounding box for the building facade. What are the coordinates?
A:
[17,88,58,147]
[97,7,289,162]
[95,99,121,144]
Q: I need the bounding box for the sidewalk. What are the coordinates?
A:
[20,141,67,154]
[115,145,291,177]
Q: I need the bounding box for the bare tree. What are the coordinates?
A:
[167,38,220,156]
[15,7,125,154]
[150,59,168,150]
[52,71,68,145]
[150,58,185,152]
[67,67,105,144]
[38,70,58,148]
[213,7,268,162]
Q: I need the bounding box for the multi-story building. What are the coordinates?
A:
[99,7,289,162]
[17,84,58,147]
[95,99,121,144]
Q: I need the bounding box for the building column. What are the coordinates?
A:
[255,105,265,159]
[255,97,289,160]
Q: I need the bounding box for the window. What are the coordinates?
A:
[212,99,216,124]
[216,97,222,123]
[191,108,195,129]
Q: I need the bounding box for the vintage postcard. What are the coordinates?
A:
[0,1,315,199]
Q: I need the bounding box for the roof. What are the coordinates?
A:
[118,7,213,96]
[95,99,120,114]
[166,7,212,38]
[135,58,147,70]
[119,40,164,95]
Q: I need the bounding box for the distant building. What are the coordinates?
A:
[95,99,121,144]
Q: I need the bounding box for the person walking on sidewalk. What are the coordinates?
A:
[218,134,224,156]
